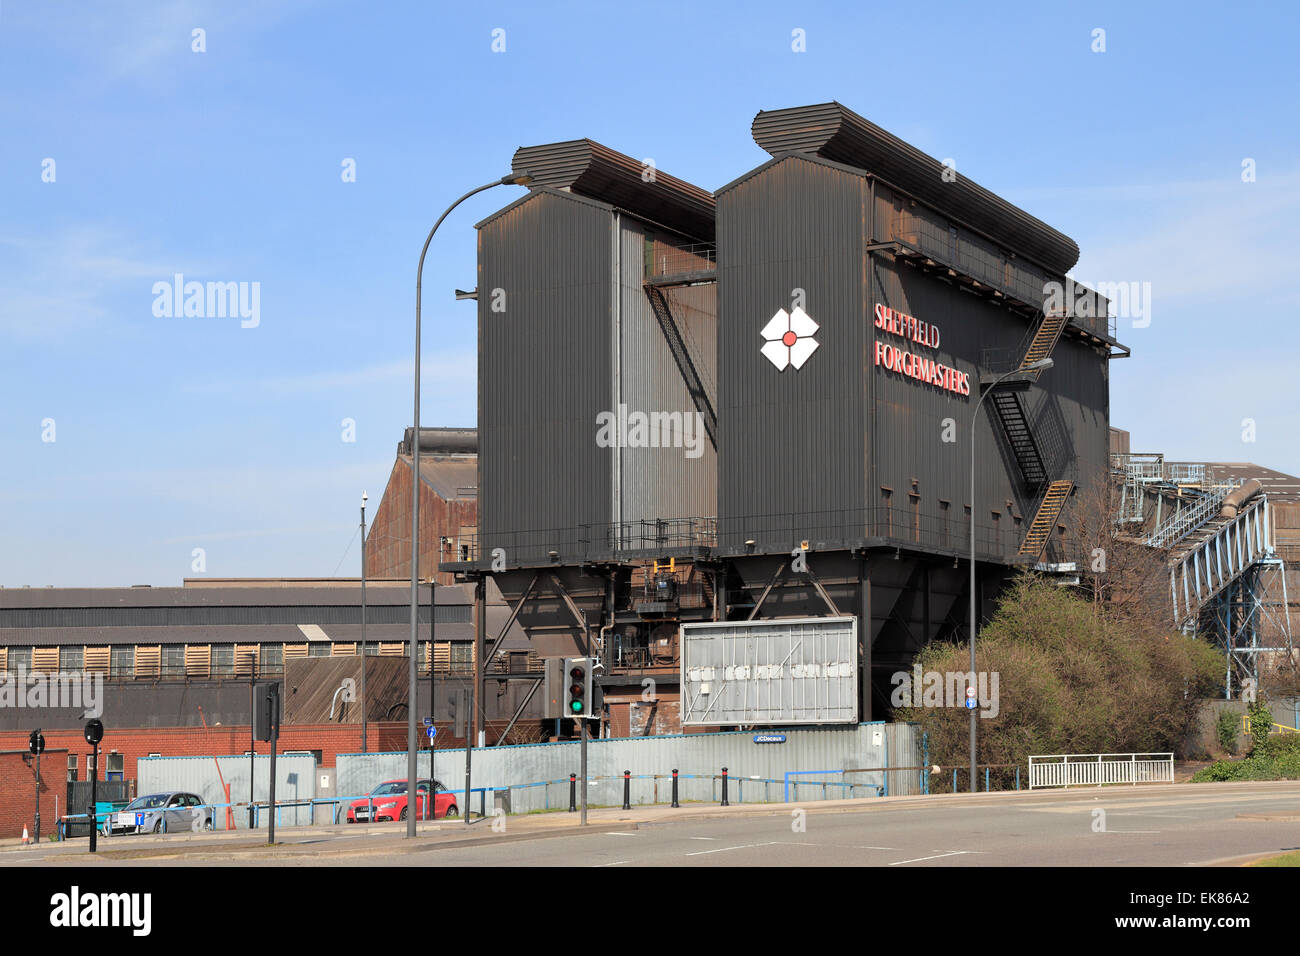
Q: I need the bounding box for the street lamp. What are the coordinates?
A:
[360,491,368,753]
[407,170,532,837]
[968,356,1052,793]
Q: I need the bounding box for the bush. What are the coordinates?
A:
[1216,710,1239,755]
[899,573,1225,784]
[1248,699,1273,753]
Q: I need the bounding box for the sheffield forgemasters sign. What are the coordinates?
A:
[679,616,859,726]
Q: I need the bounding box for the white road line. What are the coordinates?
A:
[889,850,970,865]
[595,861,628,867]
[688,836,719,841]
[686,842,768,856]
[854,846,899,850]
[684,841,816,857]
[607,832,638,836]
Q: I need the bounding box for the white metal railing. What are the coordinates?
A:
[1028,753,1174,789]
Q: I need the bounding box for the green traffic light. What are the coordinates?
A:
[570,700,583,714]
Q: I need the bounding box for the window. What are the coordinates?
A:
[59,645,83,671]
[8,647,32,673]
[307,642,330,657]
[260,644,283,673]
[67,754,78,783]
[161,645,184,678]
[110,645,134,679]
[212,644,235,677]
[106,752,124,781]
[451,643,473,675]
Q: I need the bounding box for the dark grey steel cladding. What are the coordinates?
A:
[477,143,718,568]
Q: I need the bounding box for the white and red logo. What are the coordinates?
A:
[760,306,819,371]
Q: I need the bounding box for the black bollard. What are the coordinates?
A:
[568,772,577,813]
[671,769,679,808]
[721,767,729,806]
[622,770,631,810]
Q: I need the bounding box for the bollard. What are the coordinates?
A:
[568,773,577,813]
[1015,766,1021,791]
[671,769,679,808]
[720,767,729,807]
[622,771,631,810]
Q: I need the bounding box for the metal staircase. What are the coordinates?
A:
[1018,310,1069,377]
[1146,486,1231,550]
[1169,495,1275,630]
[1019,480,1074,559]
[990,388,1047,490]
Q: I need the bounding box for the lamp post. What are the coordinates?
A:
[360,491,368,753]
[969,356,1052,793]
[408,171,532,837]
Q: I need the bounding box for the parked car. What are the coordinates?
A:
[346,779,457,823]
[102,791,214,836]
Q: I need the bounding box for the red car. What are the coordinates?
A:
[346,778,458,823]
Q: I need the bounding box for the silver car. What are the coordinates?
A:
[102,791,214,836]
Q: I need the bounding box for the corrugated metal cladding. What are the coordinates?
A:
[138,754,318,828]
[680,618,858,725]
[478,186,717,566]
[478,189,614,563]
[870,179,1109,529]
[716,153,1111,554]
[338,723,922,812]
[751,102,1079,274]
[617,219,716,529]
[716,157,869,549]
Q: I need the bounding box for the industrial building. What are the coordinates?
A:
[1110,428,1298,696]
[445,101,1128,732]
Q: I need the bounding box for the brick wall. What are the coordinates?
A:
[0,748,68,840]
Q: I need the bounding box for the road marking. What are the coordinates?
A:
[607,832,638,837]
[854,846,899,851]
[688,836,719,841]
[595,861,627,867]
[889,850,970,865]
[684,841,816,857]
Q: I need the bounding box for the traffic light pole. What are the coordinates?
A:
[268,684,279,845]
[88,745,98,853]
[33,752,40,843]
[580,622,591,826]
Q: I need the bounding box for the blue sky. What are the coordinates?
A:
[2,1,1297,586]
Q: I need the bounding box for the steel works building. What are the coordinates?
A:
[449,101,1127,729]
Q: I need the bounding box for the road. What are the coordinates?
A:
[5,782,1298,866]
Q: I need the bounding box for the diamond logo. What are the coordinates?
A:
[760,306,819,371]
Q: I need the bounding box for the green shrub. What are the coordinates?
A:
[1216,710,1239,755]
[899,573,1225,784]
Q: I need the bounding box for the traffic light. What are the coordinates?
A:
[253,682,280,742]
[564,658,593,719]
[84,719,104,746]
[28,729,45,755]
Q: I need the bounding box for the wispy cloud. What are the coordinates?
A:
[180,352,477,396]
[0,226,214,342]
